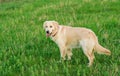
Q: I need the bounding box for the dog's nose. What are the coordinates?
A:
[46,31,49,34]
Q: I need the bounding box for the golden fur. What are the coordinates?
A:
[43,21,111,67]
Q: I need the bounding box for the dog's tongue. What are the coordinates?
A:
[46,33,50,37]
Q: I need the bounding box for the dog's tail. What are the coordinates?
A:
[94,43,111,55]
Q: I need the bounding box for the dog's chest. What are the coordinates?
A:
[51,36,59,44]
[51,36,65,46]
[51,36,58,42]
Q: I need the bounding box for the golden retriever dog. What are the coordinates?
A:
[43,21,111,67]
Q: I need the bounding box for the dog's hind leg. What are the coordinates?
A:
[83,50,95,67]
[80,39,95,67]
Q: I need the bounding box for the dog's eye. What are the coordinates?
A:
[50,26,52,28]
[45,26,48,28]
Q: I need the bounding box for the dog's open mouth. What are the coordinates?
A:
[46,33,51,37]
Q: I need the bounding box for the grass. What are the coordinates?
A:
[0,0,120,76]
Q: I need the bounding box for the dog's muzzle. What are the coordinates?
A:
[46,31,51,37]
[46,31,49,34]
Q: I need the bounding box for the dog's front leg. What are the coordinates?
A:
[67,48,73,60]
[59,46,67,60]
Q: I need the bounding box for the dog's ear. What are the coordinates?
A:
[52,21,59,26]
[51,21,59,36]
[52,21,59,30]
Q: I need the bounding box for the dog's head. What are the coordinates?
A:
[43,21,59,37]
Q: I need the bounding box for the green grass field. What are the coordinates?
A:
[0,0,120,76]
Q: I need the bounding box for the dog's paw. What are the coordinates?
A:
[67,57,72,61]
[61,57,66,61]
[87,63,92,67]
